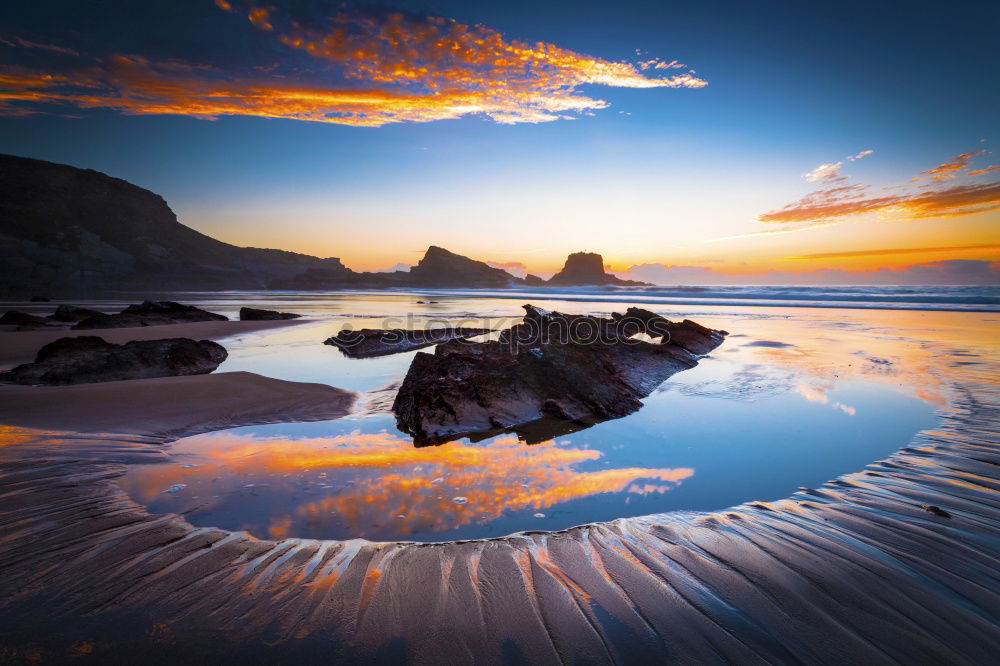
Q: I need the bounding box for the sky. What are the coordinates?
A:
[0,0,998,284]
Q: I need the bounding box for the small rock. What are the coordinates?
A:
[452,497,469,504]
[162,484,186,494]
[239,306,302,321]
[922,504,952,518]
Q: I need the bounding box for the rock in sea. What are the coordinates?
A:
[239,306,302,321]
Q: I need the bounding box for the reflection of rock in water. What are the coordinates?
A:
[393,305,727,445]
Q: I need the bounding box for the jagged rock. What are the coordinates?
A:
[0,310,60,329]
[325,327,493,358]
[393,304,726,445]
[46,304,106,322]
[74,301,227,329]
[0,336,228,385]
[611,307,728,355]
[547,252,650,287]
[239,306,302,321]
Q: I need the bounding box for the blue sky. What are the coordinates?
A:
[0,0,997,280]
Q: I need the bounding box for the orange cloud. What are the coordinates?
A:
[0,4,705,127]
[782,244,1000,260]
[921,150,984,180]
[759,149,1000,224]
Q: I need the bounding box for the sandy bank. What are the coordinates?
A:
[0,370,356,438]
[0,318,307,367]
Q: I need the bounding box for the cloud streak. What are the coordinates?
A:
[0,2,706,127]
[759,149,1000,225]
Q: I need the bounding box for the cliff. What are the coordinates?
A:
[0,154,351,294]
[407,246,521,288]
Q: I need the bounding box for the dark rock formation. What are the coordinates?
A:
[393,304,726,445]
[29,296,50,302]
[239,306,302,321]
[547,252,650,287]
[325,327,492,358]
[407,246,521,288]
[522,274,547,286]
[0,336,227,385]
[46,304,106,322]
[0,154,353,294]
[0,310,59,329]
[73,301,227,329]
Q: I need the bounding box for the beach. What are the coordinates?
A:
[0,290,996,662]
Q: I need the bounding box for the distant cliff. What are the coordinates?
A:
[408,246,521,288]
[0,154,642,294]
[547,252,650,286]
[0,154,351,294]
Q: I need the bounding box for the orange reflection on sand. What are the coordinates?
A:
[721,309,971,407]
[0,426,41,448]
[126,431,693,538]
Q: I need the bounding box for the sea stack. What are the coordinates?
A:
[547,252,650,286]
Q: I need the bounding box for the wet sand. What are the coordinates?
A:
[0,307,996,662]
[0,371,357,438]
[0,319,309,368]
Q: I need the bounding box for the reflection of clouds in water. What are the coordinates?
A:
[660,316,953,407]
[742,340,796,348]
[795,383,857,415]
[125,431,693,539]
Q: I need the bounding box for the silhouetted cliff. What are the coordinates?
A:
[0,154,351,294]
[0,155,641,294]
[547,252,650,286]
[408,246,521,288]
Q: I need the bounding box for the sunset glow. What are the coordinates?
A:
[0,1,996,283]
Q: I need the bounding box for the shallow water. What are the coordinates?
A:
[112,292,960,541]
